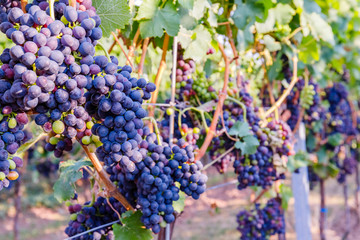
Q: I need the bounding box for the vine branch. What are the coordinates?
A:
[111,31,134,69]
[138,37,150,77]
[263,56,298,119]
[148,33,170,130]
[195,40,230,162]
[80,143,134,211]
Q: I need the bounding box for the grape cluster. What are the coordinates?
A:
[237,198,285,240]
[175,48,196,100]
[0,110,29,190]
[65,197,125,240]
[0,0,20,14]
[209,88,283,189]
[82,63,207,233]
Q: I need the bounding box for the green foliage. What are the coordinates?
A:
[53,159,92,202]
[113,211,153,240]
[287,151,311,172]
[279,184,292,210]
[93,0,131,37]
[178,25,211,61]
[135,0,180,38]
[229,122,259,155]
[173,191,186,213]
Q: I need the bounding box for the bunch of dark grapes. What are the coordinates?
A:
[324,83,356,136]
[237,198,285,240]
[36,158,59,178]
[0,109,28,190]
[82,63,207,233]
[209,88,282,189]
[65,196,125,240]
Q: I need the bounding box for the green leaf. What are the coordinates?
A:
[16,123,45,155]
[267,57,282,81]
[235,135,259,155]
[263,35,281,52]
[93,0,131,37]
[303,12,335,45]
[328,133,343,146]
[189,0,210,20]
[53,159,92,202]
[178,25,211,62]
[113,211,152,240]
[255,9,275,34]
[298,35,320,64]
[316,146,328,164]
[279,184,292,210]
[287,151,310,172]
[232,0,264,30]
[312,162,339,179]
[136,0,180,38]
[228,121,251,137]
[178,0,194,9]
[173,191,186,213]
[273,3,295,25]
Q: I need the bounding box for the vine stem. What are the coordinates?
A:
[49,0,55,20]
[138,37,150,77]
[195,40,230,162]
[80,143,134,211]
[178,107,208,134]
[263,56,298,119]
[202,146,235,170]
[128,28,140,66]
[251,188,269,203]
[69,0,76,8]
[108,31,121,54]
[96,42,111,62]
[111,31,134,69]
[148,33,170,130]
[226,96,247,122]
[143,117,162,145]
[20,0,27,12]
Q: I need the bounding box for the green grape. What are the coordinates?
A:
[70,213,77,221]
[8,160,16,170]
[52,121,65,134]
[49,137,60,145]
[88,143,97,153]
[82,136,91,145]
[166,108,174,116]
[8,118,17,129]
[0,172,5,180]
[86,121,94,129]
[91,135,100,143]
[65,201,72,207]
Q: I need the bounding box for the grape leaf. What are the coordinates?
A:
[279,184,292,210]
[173,191,186,213]
[287,151,310,172]
[232,0,264,30]
[113,211,152,240]
[93,0,131,38]
[303,12,335,45]
[263,35,281,52]
[298,35,320,64]
[273,3,295,25]
[189,0,210,20]
[267,57,282,82]
[183,27,211,61]
[255,9,275,34]
[328,133,343,146]
[16,122,45,154]
[229,121,252,138]
[179,0,194,9]
[235,135,259,155]
[136,0,180,38]
[53,158,92,202]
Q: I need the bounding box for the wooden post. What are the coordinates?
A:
[291,123,312,240]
